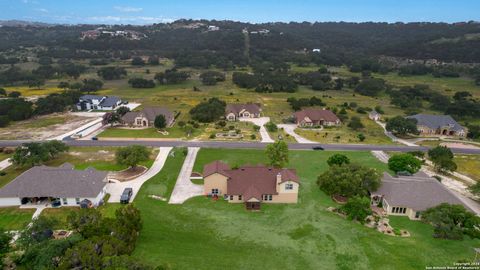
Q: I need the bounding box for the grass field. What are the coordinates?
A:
[0,207,35,230]
[454,154,480,182]
[130,148,478,269]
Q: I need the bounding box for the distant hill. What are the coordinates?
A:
[0,20,54,27]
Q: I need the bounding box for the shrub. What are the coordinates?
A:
[265,121,278,132]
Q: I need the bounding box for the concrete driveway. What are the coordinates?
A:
[239,117,274,143]
[107,147,172,203]
[0,158,12,171]
[278,124,316,144]
[169,147,204,204]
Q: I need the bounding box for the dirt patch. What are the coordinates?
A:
[109,166,148,181]
[0,113,97,140]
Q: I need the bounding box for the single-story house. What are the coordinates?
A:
[203,161,299,210]
[225,103,262,121]
[121,107,175,128]
[0,163,108,207]
[369,110,381,121]
[76,95,123,111]
[406,114,467,137]
[293,108,341,127]
[371,172,473,220]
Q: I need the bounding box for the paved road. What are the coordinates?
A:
[169,147,204,204]
[1,139,480,154]
[107,147,172,203]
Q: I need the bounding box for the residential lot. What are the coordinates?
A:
[130,148,479,269]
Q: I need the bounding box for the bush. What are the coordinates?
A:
[250,134,256,140]
[189,98,226,123]
[128,78,155,88]
[265,121,278,132]
[388,154,422,174]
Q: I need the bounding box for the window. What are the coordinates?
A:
[263,195,273,201]
[211,189,219,195]
[75,198,80,205]
[285,183,294,190]
[230,195,233,200]
[238,195,242,201]
[268,195,272,201]
[62,198,68,205]
[415,211,422,219]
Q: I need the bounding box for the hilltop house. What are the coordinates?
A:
[369,110,381,121]
[371,172,473,220]
[202,161,300,210]
[0,163,108,207]
[77,95,123,111]
[225,103,262,121]
[406,114,467,137]
[121,107,174,128]
[293,108,341,127]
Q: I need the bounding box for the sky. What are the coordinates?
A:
[1,0,479,25]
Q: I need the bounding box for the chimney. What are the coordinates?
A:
[276,172,282,185]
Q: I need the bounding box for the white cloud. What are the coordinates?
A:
[114,6,143,13]
[36,8,48,13]
[87,16,174,24]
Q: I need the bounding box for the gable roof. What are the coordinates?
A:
[225,103,261,115]
[224,165,299,201]
[372,172,472,212]
[0,163,108,198]
[122,107,174,124]
[406,114,465,132]
[202,161,230,177]
[99,96,121,107]
[294,108,340,123]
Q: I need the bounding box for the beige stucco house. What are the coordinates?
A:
[202,161,299,210]
[405,114,467,137]
[121,107,174,128]
[225,103,262,121]
[371,172,474,220]
[293,108,341,127]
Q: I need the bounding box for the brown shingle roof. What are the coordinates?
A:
[294,108,339,123]
[225,103,261,115]
[202,161,230,177]
[0,163,108,198]
[224,165,299,201]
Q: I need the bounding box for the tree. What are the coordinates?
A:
[0,88,6,96]
[97,67,127,80]
[128,78,155,88]
[189,98,226,123]
[80,79,103,93]
[18,216,57,248]
[388,153,422,174]
[0,229,12,266]
[265,141,289,168]
[11,141,68,167]
[155,69,189,84]
[103,112,121,127]
[57,81,70,89]
[354,78,385,96]
[116,145,151,169]
[385,116,419,136]
[341,196,372,224]
[154,115,167,129]
[347,116,364,130]
[469,182,480,196]
[116,106,131,116]
[131,57,145,66]
[0,116,10,127]
[67,208,110,238]
[422,203,480,240]
[148,56,160,65]
[428,146,457,173]
[8,91,21,98]
[265,121,278,132]
[327,154,350,166]
[200,71,226,85]
[317,164,381,197]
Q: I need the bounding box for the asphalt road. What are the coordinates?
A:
[2,139,480,154]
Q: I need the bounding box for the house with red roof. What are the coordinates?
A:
[202,161,300,210]
[293,108,341,127]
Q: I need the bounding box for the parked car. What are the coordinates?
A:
[91,137,98,141]
[51,200,61,207]
[120,188,133,204]
[312,146,324,150]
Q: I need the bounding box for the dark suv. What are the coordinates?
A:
[120,188,133,204]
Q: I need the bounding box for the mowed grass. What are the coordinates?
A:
[0,207,35,230]
[131,148,478,269]
[454,154,480,181]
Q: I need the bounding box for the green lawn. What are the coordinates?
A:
[130,148,478,269]
[0,152,11,161]
[98,126,202,139]
[454,154,480,182]
[0,207,34,230]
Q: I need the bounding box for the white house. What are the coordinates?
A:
[0,163,108,207]
[77,95,123,111]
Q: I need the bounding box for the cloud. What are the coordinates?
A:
[36,8,48,13]
[21,0,39,4]
[87,16,174,24]
[114,6,143,13]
